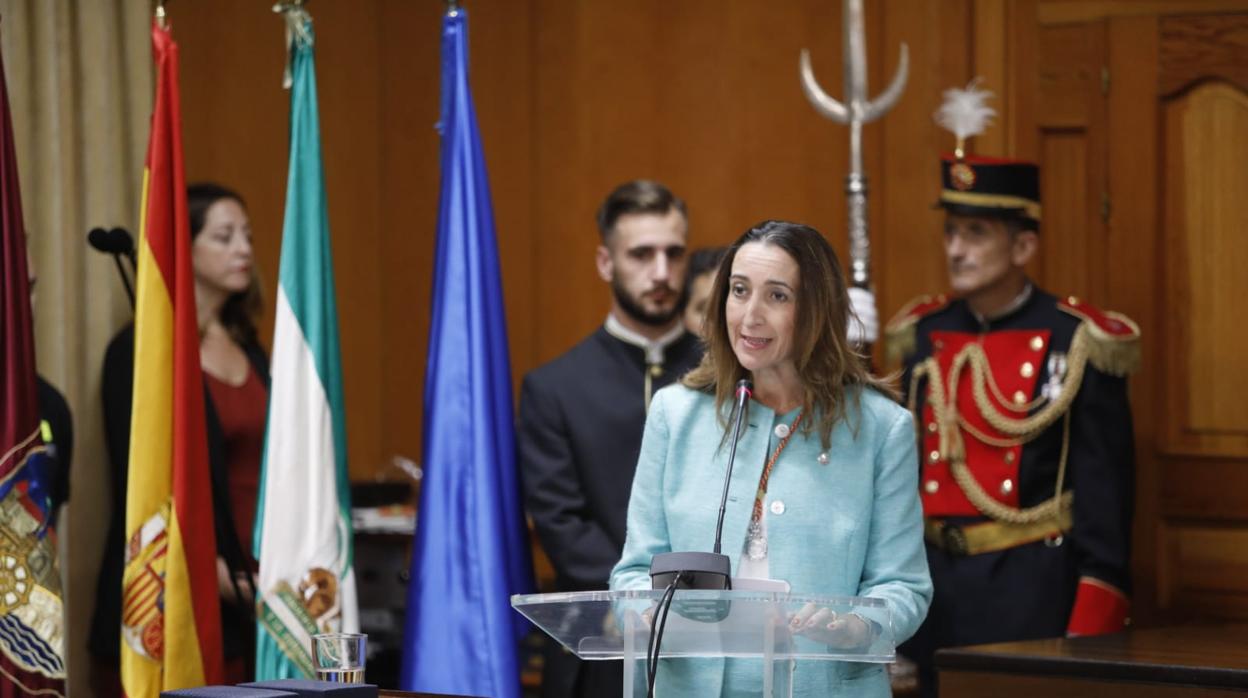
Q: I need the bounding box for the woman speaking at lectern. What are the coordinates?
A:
[610,220,931,696]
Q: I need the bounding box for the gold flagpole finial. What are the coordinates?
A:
[446,0,461,17]
[155,0,170,29]
[273,0,313,89]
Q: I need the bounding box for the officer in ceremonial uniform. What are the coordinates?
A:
[517,180,703,698]
[888,90,1140,696]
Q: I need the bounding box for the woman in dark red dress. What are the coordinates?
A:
[90,183,270,690]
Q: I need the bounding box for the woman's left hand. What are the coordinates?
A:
[787,602,871,649]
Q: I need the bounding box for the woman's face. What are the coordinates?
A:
[192,198,253,296]
[725,242,799,377]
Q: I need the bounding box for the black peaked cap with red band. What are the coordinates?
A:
[938,153,1041,232]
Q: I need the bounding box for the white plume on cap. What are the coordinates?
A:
[934,78,996,141]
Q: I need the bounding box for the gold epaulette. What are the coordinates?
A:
[884,294,949,365]
[1058,296,1141,376]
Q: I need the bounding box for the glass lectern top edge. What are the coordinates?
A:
[511,589,888,608]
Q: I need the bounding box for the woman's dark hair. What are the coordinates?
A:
[187,182,262,347]
[683,220,896,447]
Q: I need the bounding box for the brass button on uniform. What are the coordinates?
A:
[1030,335,1045,351]
[1004,451,1016,464]
[999,479,1015,496]
[1020,361,1035,378]
[926,422,938,434]
[1012,390,1027,405]
[924,480,940,494]
[928,450,941,463]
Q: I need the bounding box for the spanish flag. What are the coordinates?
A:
[120,20,223,695]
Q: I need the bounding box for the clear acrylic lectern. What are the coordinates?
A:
[512,590,896,697]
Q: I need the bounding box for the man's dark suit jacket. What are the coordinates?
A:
[517,325,701,697]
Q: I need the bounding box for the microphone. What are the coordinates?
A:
[86,227,115,252]
[649,378,753,591]
[88,226,136,308]
[109,227,137,270]
[88,227,137,267]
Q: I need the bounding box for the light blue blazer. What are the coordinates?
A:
[610,384,932,697]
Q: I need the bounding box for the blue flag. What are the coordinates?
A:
[401,8,533,697]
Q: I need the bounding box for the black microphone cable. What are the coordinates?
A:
[646,570,683,698]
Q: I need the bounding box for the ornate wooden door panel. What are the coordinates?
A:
[1153,14,1248,618]
[1037,4,1248,623]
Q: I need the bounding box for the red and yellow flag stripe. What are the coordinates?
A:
[120,20,223,695]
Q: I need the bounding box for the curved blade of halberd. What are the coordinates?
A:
[862,43,909,123]
[800,48,850,124]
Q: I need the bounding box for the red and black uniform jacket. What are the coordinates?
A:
[889,286,1138,637]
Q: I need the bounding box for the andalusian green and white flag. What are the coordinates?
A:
[254,10,357,680]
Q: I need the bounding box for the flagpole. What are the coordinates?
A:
[255,0,359,681]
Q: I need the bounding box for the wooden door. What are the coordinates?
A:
[1035,3,1248,624]
[1150,12,1248,621]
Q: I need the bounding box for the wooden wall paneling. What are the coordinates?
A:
[1040,0,1248,25]
[1110,9,1248,624]
[1007,0,1041,161]
[313,4,385,482]
[468,2,538,400]
[1162,458,1248,522]
[973,0,1009,156]
[876,0,973,337]
[1162,83,1248,458]
[1159,14,1248,97]
[1107,13,1163,623]
[1038,133,1088,296]
[530,1,610,364]
[1167,523,1248,619]
[376,1,442,476]
[1034,21,1107,304]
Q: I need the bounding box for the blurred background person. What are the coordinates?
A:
[888,144,1138,697]
[89,182,270,692]
[517,179,703,697]
[681,245,725,340]
[25,237,75,529]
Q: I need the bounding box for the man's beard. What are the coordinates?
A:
[612,276,681,327]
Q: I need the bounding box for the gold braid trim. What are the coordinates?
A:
[886,321,917,366]
[887,295,947,366]
[919,326,1095,524]
[1084,312,1142,376]
[949,412,1074,524]
[951,323,1091,439]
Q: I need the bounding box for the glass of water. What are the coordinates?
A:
[311,632,366,683]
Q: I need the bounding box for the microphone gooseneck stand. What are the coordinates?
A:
[644,379,755,697]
